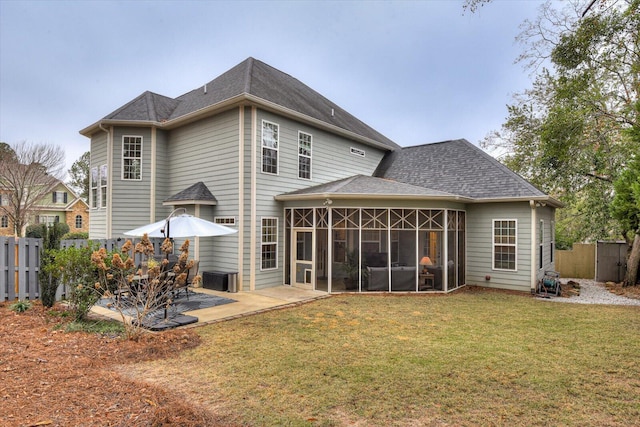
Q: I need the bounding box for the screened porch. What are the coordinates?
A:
[284,207,465,293]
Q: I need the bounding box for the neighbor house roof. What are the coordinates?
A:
[81,58,399,151]
[163,182,218,206]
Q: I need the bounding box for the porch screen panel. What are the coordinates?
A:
[457,211,466,286]
[447,211,458,291]
[418,210,444,290]
[331,208,360,292]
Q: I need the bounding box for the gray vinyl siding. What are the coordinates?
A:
[251,109,389,290]
[536,206,556,281]
[89,132,108,238]
[154,129,171,221]
[110,127,153,235]
[466,202,534,292]
[166,108,241,274]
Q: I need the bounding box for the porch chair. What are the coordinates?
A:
[173,260,199,300]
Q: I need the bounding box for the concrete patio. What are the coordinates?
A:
[91,286,330,327]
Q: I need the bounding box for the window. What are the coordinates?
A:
[493,219,517,271]
[100,164,108,208]
[52,191,67,204]
[0,194,8,206]
[38,215,59,225]
[122,136,142,180]
[75,215,83,229]
[261,217,278,270]
[550,220,555,263]
[261,121,278,174]
[215,217,236,226]
[298,131,312,179]
[1,215,8,228]
[539,220,544,270]
[90,167,98,209]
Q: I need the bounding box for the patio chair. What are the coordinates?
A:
[173,260,199,300]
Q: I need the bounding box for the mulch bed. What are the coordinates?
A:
[0,301,230,427]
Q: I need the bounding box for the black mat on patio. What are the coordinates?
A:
[95,290,236,329]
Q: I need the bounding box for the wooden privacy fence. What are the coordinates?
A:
[1,237,42,301]
[1,237,165,302]
[555,243,596,279]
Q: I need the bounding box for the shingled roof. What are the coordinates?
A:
[276,174,467,201]
[85,58,398,150]
[374,139,550,200]
[163,182,217,206]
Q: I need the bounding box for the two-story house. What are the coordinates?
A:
[0,180,89,237]
[80,58,560,294]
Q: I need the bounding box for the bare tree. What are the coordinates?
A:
[0,141,66,236]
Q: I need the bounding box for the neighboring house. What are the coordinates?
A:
[0,181,89,237]
[80,57,560,294]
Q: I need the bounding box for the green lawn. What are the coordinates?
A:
[130,290,640,426]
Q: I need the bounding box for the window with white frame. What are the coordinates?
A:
[298,131,312,179]
[215,217,236,226]
[52,191,67,204]
[75,215,83,229]
[550,220,555,263]
[493,219,517,271]
[1,215,8,228]
[261,121,278,174]
[38,215,59,225]
[100,164,108,208]
[539,219,544,270]
[0,194,8,206]
[90,167,98,209]
[122,136,142,180]
[261,217,278,270]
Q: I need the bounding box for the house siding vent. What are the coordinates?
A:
[350,147,365,157]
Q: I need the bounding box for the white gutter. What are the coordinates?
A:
[250,106,257,291]
[274,193,473,203]
[150,127,156,222]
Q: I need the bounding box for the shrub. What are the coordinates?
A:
[61,231,89,240]
[9,300,32,313]
[55,244,103,321]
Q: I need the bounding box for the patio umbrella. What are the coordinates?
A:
[124,213,237,238]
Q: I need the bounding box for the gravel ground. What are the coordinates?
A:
[540,278,640,306]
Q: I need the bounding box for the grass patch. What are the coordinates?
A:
[131,291,640,426]
[55,318,125,335]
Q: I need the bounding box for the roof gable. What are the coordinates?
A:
[89,58,398,150]
[375,139,547,199]
[104,91,180,122]
[164,182,218,206]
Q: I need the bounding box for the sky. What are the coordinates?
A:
[0,0,554,178]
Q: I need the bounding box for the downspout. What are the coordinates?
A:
[99,124,112,238]
[150,127,156,223]
[250,106,257,291]
[238,107,245,291]
[530,200,537,292]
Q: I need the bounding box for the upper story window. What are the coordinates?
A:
[0,194,9,206]
[261,121,278,175]
[75,215,83,229]
[90,167,98,209]
[298,131,312,180]
[100,165,108,208]
[493,219,517,271]
[122,136,142,180]
[52,191,67,204]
